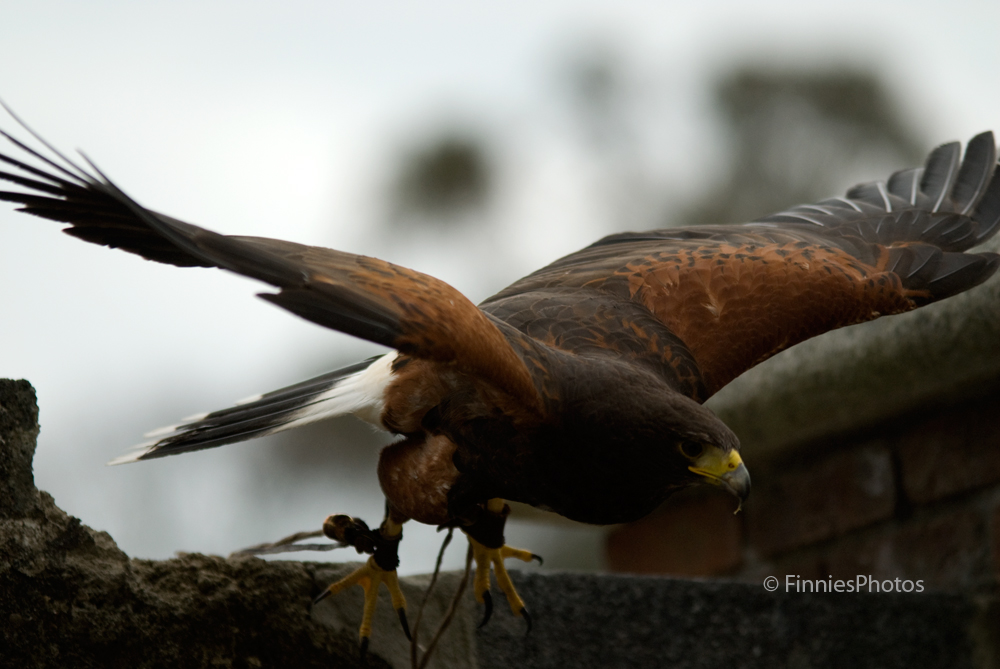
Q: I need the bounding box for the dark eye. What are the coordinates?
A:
[679,441,704,459]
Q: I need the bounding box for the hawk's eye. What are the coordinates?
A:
[679,441,704,459]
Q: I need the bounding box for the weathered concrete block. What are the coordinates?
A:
[759,502,996,594]
[897,394,1000,504]
[606,489,743,576]
[747,441,896,556]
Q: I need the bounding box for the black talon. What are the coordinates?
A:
[359,636,369,662]
[478,590,494,629]
[531,553,544,566]
[398,607,412,641]
[312,588,332,605]
[520,607,532,635]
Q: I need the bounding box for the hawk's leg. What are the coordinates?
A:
[314,512,411,658]
[462,498,542,630]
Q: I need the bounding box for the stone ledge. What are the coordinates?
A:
[480,571,980,669]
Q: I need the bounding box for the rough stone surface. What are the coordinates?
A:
[0,379,41,519]
[477,572,975,669]
[0,379,383,669]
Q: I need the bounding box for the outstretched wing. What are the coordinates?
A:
[484,132,1000,398]
[0,120,541,410]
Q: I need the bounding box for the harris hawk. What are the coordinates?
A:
[2,109,1000,652]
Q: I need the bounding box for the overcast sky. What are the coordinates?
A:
[2,0,998,571]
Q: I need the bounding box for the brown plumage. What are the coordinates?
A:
[2,119,999,557]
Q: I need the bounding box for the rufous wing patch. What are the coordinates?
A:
[625,241,915,394]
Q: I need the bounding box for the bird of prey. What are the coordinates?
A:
[2,108,999,652]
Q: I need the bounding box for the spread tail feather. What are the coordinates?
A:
[108,354,395,464]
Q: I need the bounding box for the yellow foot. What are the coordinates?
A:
[314,556,410,658]
[467,535,542,631]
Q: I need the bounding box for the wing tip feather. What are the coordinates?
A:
[107,446,154,466]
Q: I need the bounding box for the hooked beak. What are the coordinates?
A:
[688,449,751,512]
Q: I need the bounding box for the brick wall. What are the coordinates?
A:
[607,388,1000,592]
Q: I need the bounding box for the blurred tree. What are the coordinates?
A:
[556,42,662,233]
[681,68,926,225]
[562,44,629,150]
[389,132,493,225]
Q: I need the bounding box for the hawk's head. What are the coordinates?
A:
[539,357,751,523]
[625,383,750,511]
